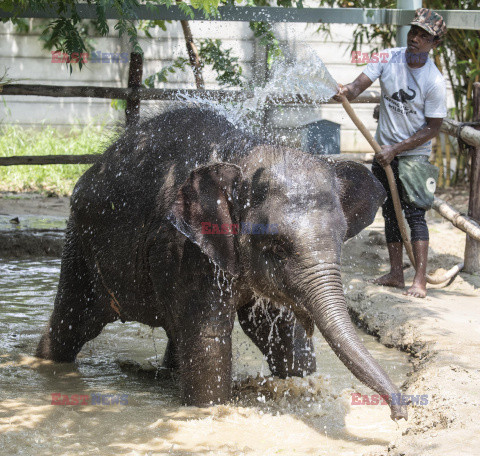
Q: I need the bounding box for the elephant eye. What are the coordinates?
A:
[271,242,288,260]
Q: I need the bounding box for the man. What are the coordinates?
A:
[336,8,447,298]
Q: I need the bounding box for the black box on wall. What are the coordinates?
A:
[302,119,340,155]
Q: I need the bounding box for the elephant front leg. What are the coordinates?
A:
[178,330,233,406]
[238,299,316,378]
[176,293,236,406]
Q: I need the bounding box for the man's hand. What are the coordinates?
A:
[332,74,373,102]
[374,117,443,167]
[333,84,349,102]
[375,145,398,167]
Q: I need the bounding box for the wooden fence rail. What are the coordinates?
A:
[1,82,479,272]
[0,155,98,166]
[0,84,380,104]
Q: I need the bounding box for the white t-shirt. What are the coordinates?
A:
[363,47,447,156]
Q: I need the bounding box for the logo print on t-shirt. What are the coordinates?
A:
[391,87,416,103]
[426,177,436,193]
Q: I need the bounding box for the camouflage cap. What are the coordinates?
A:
[410,8,447,39]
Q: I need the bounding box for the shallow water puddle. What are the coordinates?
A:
[1,258,411,455]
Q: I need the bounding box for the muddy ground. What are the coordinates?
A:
[1,190,479,456]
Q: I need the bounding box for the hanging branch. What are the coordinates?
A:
[176,0,205,90]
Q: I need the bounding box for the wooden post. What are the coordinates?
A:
[125,52,143,127]
[262,44,270,140]
[464,82,480,273]
[435,135,444,188]
[445,134,451,187]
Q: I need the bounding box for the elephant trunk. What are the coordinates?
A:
[301,262,408,421]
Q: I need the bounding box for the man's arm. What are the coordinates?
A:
[334,73,373,101]
[375,117,443,167]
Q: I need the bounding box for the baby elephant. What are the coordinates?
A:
[36,106,407,421]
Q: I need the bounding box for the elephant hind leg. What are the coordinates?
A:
[238,299,316,378]
[162,339,179,370]
[36,234,116,362]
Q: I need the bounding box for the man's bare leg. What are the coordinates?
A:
[404,240,428,298]
[370,242,405,288]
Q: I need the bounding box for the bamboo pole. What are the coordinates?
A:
[340,96,414,262]
[439,118,480,148]
[432,197,480,241]
[435,135,444,188]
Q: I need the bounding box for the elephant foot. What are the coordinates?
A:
[36,333,78,363]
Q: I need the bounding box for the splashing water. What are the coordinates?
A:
[173,46,339,139]
[211,261,235,300]
[0,257,411,455]
[243,47,339,116]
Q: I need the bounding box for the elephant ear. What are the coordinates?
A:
[168,163,242,277]
[333,160,387,241]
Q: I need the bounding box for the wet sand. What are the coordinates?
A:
[342,195,480,456]
[1,192,479,455]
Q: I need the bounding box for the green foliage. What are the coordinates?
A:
[191,0,221,17]
[249,21,282,68]
[110,57,189,110]
[143,57,189,87]
[138,19,169,38]
[199,39,244,86]
[111,39,243,108]
[0,124,114,195]
[138,39,244,90]
[110,98,127,110]
[177,1,196,20]
[0,0,224,71]
[41,18,89,72]
[246,0,306,68]
[8,18,30,33]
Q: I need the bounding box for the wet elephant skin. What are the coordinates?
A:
[36,107,407,420]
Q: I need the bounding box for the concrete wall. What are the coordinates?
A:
[0,18,453,153]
